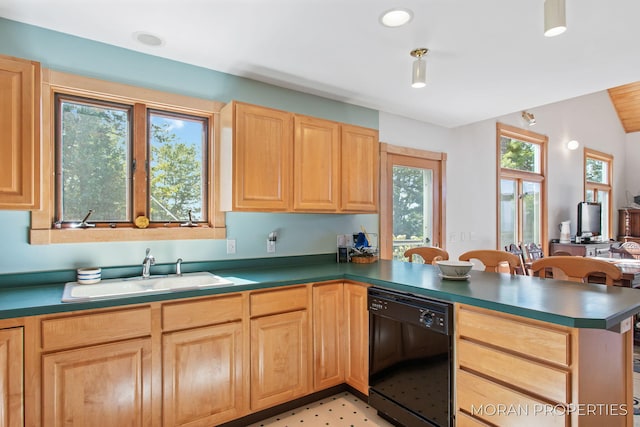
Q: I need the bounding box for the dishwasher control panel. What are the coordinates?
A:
[368,287,451,335]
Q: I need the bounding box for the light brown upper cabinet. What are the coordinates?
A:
[341,125,379,212]
[220,102,293,211]
[0,55,41,210]
[293,115,340,211]
[220,101,379,213]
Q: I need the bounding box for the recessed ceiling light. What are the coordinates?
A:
[380,8,413,27]
[133,31,164,47]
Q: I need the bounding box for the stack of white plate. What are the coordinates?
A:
[77,267,101,284]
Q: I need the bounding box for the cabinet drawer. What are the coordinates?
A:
[457,370,566,427]
[163,294,243,332]
[458,340,569,403]
[41,307,151,351]
[457,306,570,366]
[250,286,308,317]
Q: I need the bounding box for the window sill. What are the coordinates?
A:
[29,226,226,245]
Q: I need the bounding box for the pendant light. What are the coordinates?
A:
[544,0,567,37]
[410,48,428,88]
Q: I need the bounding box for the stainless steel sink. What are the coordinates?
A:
[62,272,235,302]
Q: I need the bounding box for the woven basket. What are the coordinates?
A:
[351,255,378,264]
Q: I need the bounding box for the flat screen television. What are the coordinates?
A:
[577,202,601,239]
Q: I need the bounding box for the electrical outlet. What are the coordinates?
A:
[267,240,276,253]
[226,239,236,254]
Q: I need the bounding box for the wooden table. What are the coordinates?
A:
[587,258,640,288]
[588,258,640,344]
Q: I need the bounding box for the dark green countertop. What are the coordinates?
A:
[2,258,640,330]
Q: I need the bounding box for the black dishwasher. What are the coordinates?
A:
[368,287,453,427]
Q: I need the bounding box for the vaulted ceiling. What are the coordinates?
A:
[609,82,640,133]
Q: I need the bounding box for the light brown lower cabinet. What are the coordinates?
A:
[42,338,152,427]
[312,282,345,390]
[312,282,370,395]
[19,283,637,426]
[250,306,310,411]
[161,293,246,427]
[456,303,634,427]
[163,322,244,427]
[23,282,371,426]
[344,282,369,394]
[38,307,153,427]
[0,327,23,427]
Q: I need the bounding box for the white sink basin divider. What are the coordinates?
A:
[62,272,235,302]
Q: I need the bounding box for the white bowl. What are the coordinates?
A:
[435,260,473,277]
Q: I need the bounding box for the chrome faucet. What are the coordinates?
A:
[176,258,183,276]
[142,248,155,279]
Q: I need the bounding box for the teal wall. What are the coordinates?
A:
[0,18,379,275]
[0,18,377,127]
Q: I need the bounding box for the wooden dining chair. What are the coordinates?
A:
[505,243,527,275]
[458,250,521,274]
[522,242,544,263]
[529,256,622,285]
[404,247,449,264]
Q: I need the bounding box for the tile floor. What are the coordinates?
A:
[250,388,640,427]
[246,392,394,427]
[249,351,640,427]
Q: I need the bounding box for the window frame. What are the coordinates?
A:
[379,143,447,260]
[145,108,210,225]
[54,93,135,226]
[496,123,548,253]
[584,148,613,239]
[30,69,226,244]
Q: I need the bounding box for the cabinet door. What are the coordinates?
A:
[0,55,40,210]
[340,125,379,212]
[163,322,244,427]
[0,328,23,427]
[234,103,293,211]
[42,338,152,427]
[344,282,369,394]
[250,310,309,410]
[312,283,344,390]
[293,116,340,211]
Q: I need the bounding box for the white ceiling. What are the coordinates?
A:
[2,0,640,128]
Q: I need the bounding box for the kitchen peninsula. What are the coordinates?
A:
[0,257,638,427]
